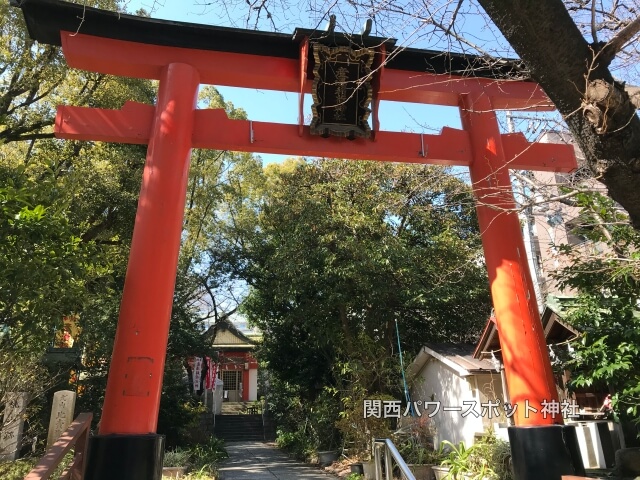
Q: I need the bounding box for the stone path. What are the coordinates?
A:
[218,441,340,480]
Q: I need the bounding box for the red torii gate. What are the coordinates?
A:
[14,1,584,478]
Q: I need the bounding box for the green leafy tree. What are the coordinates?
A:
[1,2,255,447]
[239,159,490,454]
[0,183,92,352]
[553,191,640,428]
[243,158,489,378]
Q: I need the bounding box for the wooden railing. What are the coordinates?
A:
[24,412,92,480]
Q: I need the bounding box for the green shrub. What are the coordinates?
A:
[276,428,315,459]
[474,432,513,480]
[181,465,216,479]
[0,458,37,480]
[266,377,339,460]
[394,415,443,465]
[157,361,205,449]
[439,430,513,480]
[189,437,228,470]
[0,453,76,480]
[163,448,191,468]
[163,437,227,473]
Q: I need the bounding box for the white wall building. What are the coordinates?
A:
[407,344,505,447]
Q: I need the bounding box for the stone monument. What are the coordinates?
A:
[46,390,76,448]
[0,392,29,461]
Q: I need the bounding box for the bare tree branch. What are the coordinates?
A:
[624,84,640,109]
[600,14,640,63]
[591,0,598,43]
[445,0,464,35]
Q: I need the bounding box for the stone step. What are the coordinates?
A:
[216,427,263,435]
[214,414,265,442]
[215,415,262,425]
[218,433,265,441]
[219,402,264,415]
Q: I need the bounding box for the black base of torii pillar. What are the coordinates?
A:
[85,435,164,480]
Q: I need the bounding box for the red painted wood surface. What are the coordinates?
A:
[60,31,553,111]
[56,103,576,172]
[98,63,200,435]
[461,92,561,426]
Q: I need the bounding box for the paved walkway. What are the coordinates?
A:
[218,441,339,480]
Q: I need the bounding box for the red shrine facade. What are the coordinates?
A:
[208,318,260,403]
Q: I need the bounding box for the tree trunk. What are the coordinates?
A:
[477,0,640,228]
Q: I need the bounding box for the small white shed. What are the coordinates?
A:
[407,343,506,447]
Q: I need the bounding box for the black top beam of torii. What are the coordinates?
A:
[13,0,526,80]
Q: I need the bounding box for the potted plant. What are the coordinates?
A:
[317,449,340,466]
[394,416,442,480]
[432,464,451,480]
[405,446,445,480]
[311,389,342,466]
[434,432,512,480]
[162,448,190,479]
[467,432,512,480]
[438,441,485,479]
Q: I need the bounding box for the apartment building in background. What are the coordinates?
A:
[519,131,609,308]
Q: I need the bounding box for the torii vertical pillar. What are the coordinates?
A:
[85,63,200,480]
[461,93,585,479]
[461,92,559,426]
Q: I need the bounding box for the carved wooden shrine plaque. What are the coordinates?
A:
[310,44,374,139]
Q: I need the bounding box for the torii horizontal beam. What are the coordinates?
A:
[56,101,576,172]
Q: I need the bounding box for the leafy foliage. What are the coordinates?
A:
[240,159,490,457]
[440,431,512,480]
[163,436,228,474]
[333,334,399,457]
[345,474,364,480]
[553,191,640,424]
[0,345,56,456]
[269,377,331,459]
[0,458,37,480]
[394,415,442,465]
[0,184,93,352]
[1,2,258,453]
[244,160,490,379]
[2,1,158,431]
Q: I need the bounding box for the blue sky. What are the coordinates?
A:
[124,0,466,163]
[119,1,563,166]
